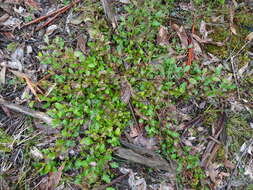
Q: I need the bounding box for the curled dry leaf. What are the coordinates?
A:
[157,26,170,46]
[172,24,188,49]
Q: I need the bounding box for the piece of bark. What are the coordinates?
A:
[115,140,177,174]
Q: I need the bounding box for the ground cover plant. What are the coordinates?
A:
[0,0,252,189]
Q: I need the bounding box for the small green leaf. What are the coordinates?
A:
[110,162,119,169]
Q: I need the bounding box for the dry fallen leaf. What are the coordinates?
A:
[1,0,22,4]
[128,170,147,190]
[30,146,43,159]
[133,135,158,150]
[46,24,58,36]
[202,53,220,65]
[0,13,9,23]
[172,24,188,49]
[1,16,21,28]
[157,26,170,46]
[77,34,87,54]
[224,159,235,169]
[129,124,140,138]
[39,164,64,190]
[229,7,237,35]
[159,183,174,190]
[10,70,41,101]
[120,79,131,104]
[207,162,221,185]
[199,20,210,39]
[193,33,224,46]
[192,39,202,56]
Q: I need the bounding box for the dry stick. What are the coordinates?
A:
[22,0,81,28]
[225,40,251,100]
[0,98,52,125]
[35,9,65,31]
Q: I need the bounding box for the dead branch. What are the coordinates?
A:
[0,98,52,125]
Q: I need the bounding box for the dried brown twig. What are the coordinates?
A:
[22,0,81,30]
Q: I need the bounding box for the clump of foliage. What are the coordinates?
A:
[36,0,236,188]
[37,37,131,184]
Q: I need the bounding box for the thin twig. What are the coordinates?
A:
[0,98,52,125]
[128,101,139,129]
[35,9,64,31]
[230,56,241,99]
[224,41,251,63]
